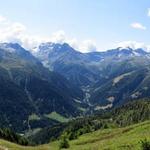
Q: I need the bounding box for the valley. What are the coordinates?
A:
[0,1,150,149]
[0,42,150,132]
[0,42,150,149]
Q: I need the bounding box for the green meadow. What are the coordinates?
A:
[0,120,149,150]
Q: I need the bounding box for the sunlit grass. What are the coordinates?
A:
[44,111,69,123]
[0,121,149,150]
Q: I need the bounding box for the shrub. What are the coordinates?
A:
[59,135,70,149]
[140,139,150,150]
[68,132,78,140]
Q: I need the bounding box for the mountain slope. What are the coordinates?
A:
[60,120,150,150]
[33,42,101,87]
[90,67,150,107]
[0,43,83,132]
[28,99,150,144]
[34,43,150,109]
[0,121,149,150]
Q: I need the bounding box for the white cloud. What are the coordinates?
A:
[66,38,97,53]
[78,40,97,53]
[1,15,149,53]
[0,15,7,22]
[48,31,97,52]
[0,15,97,52]
[0,21,28,46]
[116,41,150,51]
[148,8,150,17]
[130,22,146,30]
[50,30,66,43]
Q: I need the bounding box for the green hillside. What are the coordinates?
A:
[28,99,150,144]
[0,43,84,132]
[0,120,149,150]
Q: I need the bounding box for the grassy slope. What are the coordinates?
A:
[44,112,69,123]
[70,121,150,150]
[0,120,149,150]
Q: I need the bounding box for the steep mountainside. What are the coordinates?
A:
[1,42,150,132]
[34,43,150,110]
[33,43,101,87]
[90,67,150,107]
[0,43,84,132]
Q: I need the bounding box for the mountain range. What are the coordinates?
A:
[33,43,150,111]
[0,43,83,131]
[0,42,150,132]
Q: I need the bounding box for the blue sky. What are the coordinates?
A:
[0,0,150,52]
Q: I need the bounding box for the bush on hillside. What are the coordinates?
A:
[59,135,70,149]
[140,139,150,150]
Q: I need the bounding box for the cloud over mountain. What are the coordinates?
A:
[116,41,150,52]
[1,15,150,53]
[0,15,97,52]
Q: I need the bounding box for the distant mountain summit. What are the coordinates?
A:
[33,42,150,85]
[103,47,149,58]
[34,43,150,64]
[33,42,100,86]
[33,42,150,111]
